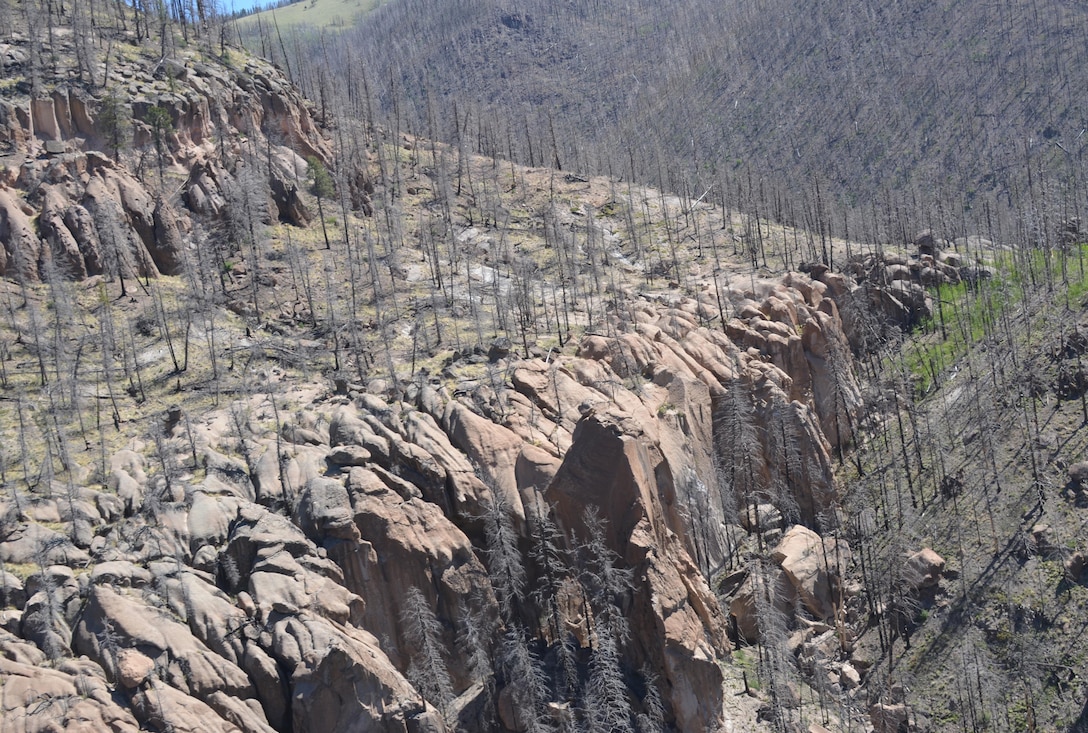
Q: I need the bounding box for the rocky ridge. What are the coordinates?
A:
[0,263,879,731]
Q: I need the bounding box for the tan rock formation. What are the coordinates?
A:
[771,525,852,621]
[0,186,41,280]
[443,401,526,520]
[344,466,496,689]
[903,548,945,591]
[0,656,140,732]
[0,16,890,733]
[547,409,731,732]
[116,648,155,689]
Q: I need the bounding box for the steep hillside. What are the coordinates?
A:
[0,1,354,284]
[3,4,1088,733]
[841,248,1088,732]
[287,0,1088,239]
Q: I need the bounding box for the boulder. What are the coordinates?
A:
[270,172,310,226]
[867,281,932,329]
[221,506,359,624]
[1065,551,1086,582]
[771,525,851,621]
[150,197,186,275]
[914,229,941,256]
[870,702,912,733]
[81,174,156,278]
[327,445,371,467]
[116,648,156,688]
[515,443,562,507]
[161,571,288,729]
[68,88,96,137]
[184,161,226,216]
[21,578,79,659]
[903,548,944,591]
[110,468,145,516]
[839,662,861,690]
[0,100,29,149]
[1069,462,1088,486]
[0,627,46,665]
[348,164,374,214]
[401,406,493,520]
[294,477,359,543]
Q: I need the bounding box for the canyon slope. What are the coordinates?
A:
[2,6,1087,733]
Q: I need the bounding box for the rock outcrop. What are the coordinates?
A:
[0,31,369,283]
[771,525,852,621]
[0,258,870,733]
[547,408,730,731]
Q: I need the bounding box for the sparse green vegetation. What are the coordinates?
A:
[904,244,1088,394]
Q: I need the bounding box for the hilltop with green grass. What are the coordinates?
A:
[234,0,383,32]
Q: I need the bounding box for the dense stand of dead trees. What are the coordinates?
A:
[235,0,1088,261]
[4,3,1088,730]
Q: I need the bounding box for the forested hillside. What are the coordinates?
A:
[259,0,1088,244]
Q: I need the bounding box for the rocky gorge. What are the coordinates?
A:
[1,6,1051,733]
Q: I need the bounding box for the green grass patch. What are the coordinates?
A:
[1,563,39,582]
[903,244,1088,394]
[235,0,385,32]
[729,648,762,690]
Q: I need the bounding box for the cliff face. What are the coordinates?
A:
[7,7,1088,732]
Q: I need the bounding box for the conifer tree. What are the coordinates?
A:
[98,91,131,163]
[483,492,526,624]
[716,361,765,541]
[636,666,666,733]
[144,106,174,186]
[308,156,335,249]
[528,508,580,700]
[400,586,455,721]
[498,622,551,733]
[578,507,635,733]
